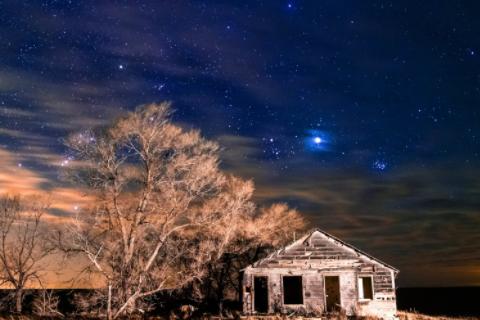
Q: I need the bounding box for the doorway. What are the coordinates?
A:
[254,276,269,313]
[325,276,341,311]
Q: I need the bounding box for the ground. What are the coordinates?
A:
[0,311,477,320]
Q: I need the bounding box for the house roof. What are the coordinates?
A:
[246,228,399,273]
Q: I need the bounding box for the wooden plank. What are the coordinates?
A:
[306,288,324,293]
[290,259,361,264]
[290,247,328,252]
[266,262,363,269]
[276,255,354,260]
[296,255,352,259]
[285,248,336,255]
[375,285,393,290]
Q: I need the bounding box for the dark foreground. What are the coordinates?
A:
[397,287,480,318]
[0,311,478,320]
[1,287,480,319]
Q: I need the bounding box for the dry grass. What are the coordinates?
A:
[0,311,477,320]
[233,311,479,320]
[0,316,155,320]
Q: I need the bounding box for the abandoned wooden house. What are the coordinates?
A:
[241,229,399,319]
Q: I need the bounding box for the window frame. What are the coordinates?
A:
[357,275,374,301]
[281,274,305,307]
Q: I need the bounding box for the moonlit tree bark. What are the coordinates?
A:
[61,102,257,319]
[0,192,54,313]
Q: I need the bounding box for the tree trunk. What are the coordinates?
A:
[107,283,112,320]
[126,296,137,314]
[217,265,225,303]
[14,289,23,313]
[113,294,138,319]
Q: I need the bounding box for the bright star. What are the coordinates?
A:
[119,65,123,69]
[306,129,329,152]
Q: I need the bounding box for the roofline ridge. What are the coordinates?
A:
[310,228,399,273]
[242,228,399,273]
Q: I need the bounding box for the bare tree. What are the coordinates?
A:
[197,203,308,303]
[32,288,62,317]
[0,192,54,313]
[60,102,257,319]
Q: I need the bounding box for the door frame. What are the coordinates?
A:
[323,274,342,312]
[252,274,270,313]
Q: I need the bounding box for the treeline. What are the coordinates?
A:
[0,103,308,319]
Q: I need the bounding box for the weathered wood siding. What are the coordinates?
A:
[305,273,323,306]
[242,230,398,319]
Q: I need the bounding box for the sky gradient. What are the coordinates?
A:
[1,0,480,287]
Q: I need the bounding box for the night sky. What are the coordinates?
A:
[1,0,480,287]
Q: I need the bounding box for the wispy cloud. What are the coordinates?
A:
[217,134,480,286]
[0,149,91,216]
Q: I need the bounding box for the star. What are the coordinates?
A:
[314,137,321,143]
[119,65,123,69]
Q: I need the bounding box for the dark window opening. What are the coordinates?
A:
[283,276,303,305]
[358,276,373,300]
